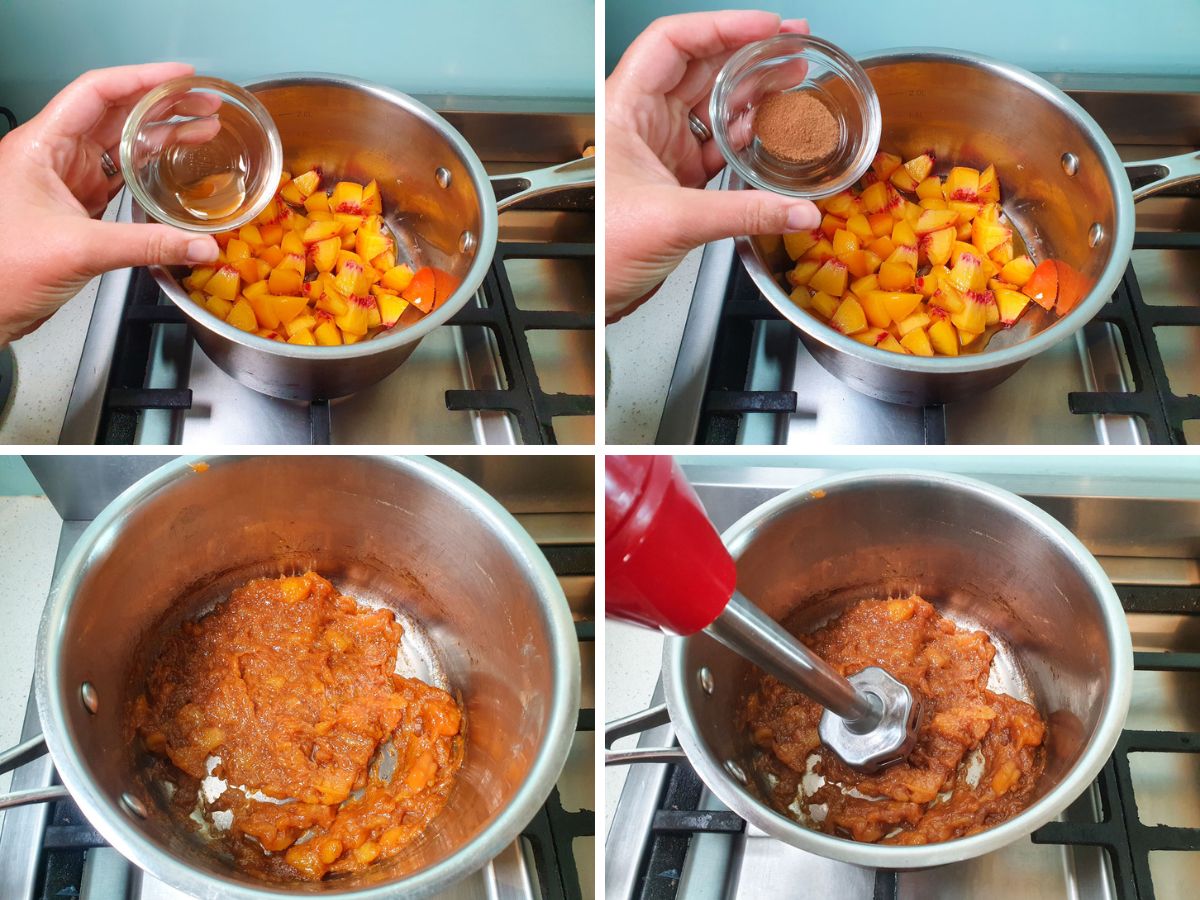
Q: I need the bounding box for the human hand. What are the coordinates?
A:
[605,11,822,321]
[0,63,220,346]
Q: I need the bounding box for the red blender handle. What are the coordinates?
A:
[605,456,736,634]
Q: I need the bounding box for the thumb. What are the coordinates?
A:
[667,187,821,248]
[73,220,219,275]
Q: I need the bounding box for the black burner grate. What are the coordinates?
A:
[625,582,1198,900]
[96,241,594,445]
[696,229,1200,446]
[29,542,595,900]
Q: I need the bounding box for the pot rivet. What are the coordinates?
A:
[1088,223,1104,248]
[120,792,148,819]
[436,167,452,189]
[697,667,715,695]
[1061,152,1079,176]
[80,682,98,715]
[459,230,477,254]
[724,759,748,785]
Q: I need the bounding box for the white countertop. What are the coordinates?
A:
[603,620,665,834]
[0,194,120,445]
[0,494,63,833]
[605,246,702,445]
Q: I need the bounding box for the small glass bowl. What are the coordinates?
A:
[119,76,283,233]
[710,34,880,199]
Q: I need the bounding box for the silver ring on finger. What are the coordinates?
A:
[100,149,119,178]
[688,111,712,143]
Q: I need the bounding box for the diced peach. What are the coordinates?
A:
[808,290,838,319]
[361,179,383,215]
[183,266,215,292]
[291,169,321,199]
[861,181,900,215]
[978,290,1000,326]
[285,313,317,338]
[944,166,981,202]
[226,298,258,332]
[989,239,1014,266]
[267,267,303,296]
[287,327,316,345]
[890,166,919,192]
[995,288,1031,326]
[900,326,933,356]
[334,260,370,298]
[886,244,918,270]
[376,292,409,328]
[311,237,340,273]
[919,196,948,211]
[313,315,342,345]
[871,151,902,181]
[853,326,890,346]
[832,229,859,255]
[903,152,935,182]
[804,236,836,261]
[850,273,879,297]
[823,190,859,218]
[1022,260,1058,309]
[845,214,874,242]
[302,220,342,245]
[372,249,397,271]
[950,295,987,334]
[891,220,917,248]
[783,229,821,261]
[233,258,263,284]
[971,217,1011,255]
[867,212,894,238]
[897,311,931,336]
[867,236,895,260]
[922,227,955,267]
[866,290,921,323]
[929,283,966,314]
[859,290,891,329]
[316,285,349,317]
[807,259,849,297]
[243,279,269,300]
[205,265,240,301]
[788,285,812,308]
[878,261,915,291]
[928,317,959,356]
[949,200,983,223]
[356,217,391,262]
[820,214,846,241]
[330,181,364,214]
[204,295,233,320]
[238,224,264,250]
[878,333,907,353]
[977,164,1001,203]
[947,252,986,293]
[247,294,281,329]
[271,295,308,325]
[838,249,881,279]
[915,177,943,201]
[914,209,958,234]
[335,293,373,337]
[831,295,868,334]
[787,259,821,286]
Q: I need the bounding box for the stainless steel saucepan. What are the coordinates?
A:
[606,470,1132,868]
[735,50,1200,405]
[136,74,594,400]
[0,456,580,899]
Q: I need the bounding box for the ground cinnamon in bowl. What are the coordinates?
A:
[755,90,840,164]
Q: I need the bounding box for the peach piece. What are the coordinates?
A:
[971,218,1011,255]
[922,228,955,267]
[846,214,873,242]
[205,265,240,301]
[788,286,812,308]
[989,239,1014,266]
[808,259,849,297]
[919,196,948,211]
[278,253,306,277]
[1054,261,1088,315]
[904,152,935,183]
[915,177,942,201]
[878,261,915,291]
[859,290,891,329]
[267,267,302,296]
[929,283,966,314]
[871,151,902,181]
[204,296,233,320]
[867,236,895,260]
[287,327,317,346]
[891,220,917,248]
[861,181,900,215]
[915,209,957,234]
[292,169,321,199]
[304,192,330,214]
[302,220,342,245]
[247,294,281,329]
[330,181,364,213]
[839,250,881,279]
[238,225,264,250]
[334,260,370,298]
[820,214,846,241]
[824,190,860,218]
[900,327,933,356]
[226,299,258,333]
[850,273,879,296]
[928,317,959,356]
[372,249,397,271]
[787,260,821,286]
[853,327,890,346]
[831,295,868,334]
[361,179,383,215]
[311,237,340,273]
[870,290,922,322]
[271,295,308,325]
[803,237,835,261]
[978,289,1000,326]
[314,317,342,345]
[232,259,261,285]
[243,279,270,300]
[832,229,859,255]
[977,164,1001,203]
[950,295,987,334]
[886,244,918,270]
[401,266,439,314]
[878,333,907,353]
[995,288,1031,325]
[1022,260,1058,309]
[783,229,821,260]
[809,290,839,320]
[889,166,919,193]
[867,212,894,238]
[947,252,985,293]
[897,311,931,336]
[335,294,373,337]
[183,266,215,292]
[943,167,981,202]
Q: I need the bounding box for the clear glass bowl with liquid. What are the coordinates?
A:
[710,34,881,199]
[119,76,283,233]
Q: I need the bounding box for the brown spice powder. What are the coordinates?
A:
[755,90,840,164]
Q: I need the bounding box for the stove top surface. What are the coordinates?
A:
[659,78,1200,445]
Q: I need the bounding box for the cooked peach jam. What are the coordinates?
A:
[742,595,1046,844]
[130,571,463,881]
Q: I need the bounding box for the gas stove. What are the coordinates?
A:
[606,461,1200,900]
[59,100,595,446]
[657,76,1200,445]
[0,455,595,900]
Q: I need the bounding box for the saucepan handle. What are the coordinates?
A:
[604,702,688,766]
[0,733,70,811]
[491,156,595,213]
[1126,151,1200,202]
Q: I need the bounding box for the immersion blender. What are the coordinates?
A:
[605,456,921,771]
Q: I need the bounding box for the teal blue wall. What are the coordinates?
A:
[0,0,595,124]
[606,0,1200,77]
[0,458,41,496]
